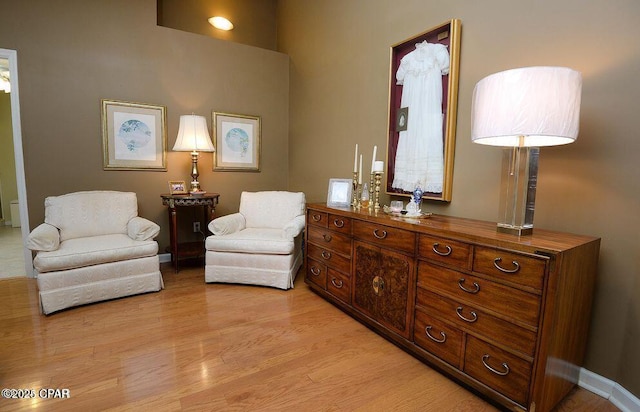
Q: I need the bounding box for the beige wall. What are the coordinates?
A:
[0,91,18,223]
[278,0,640,398]
[0,0,289,252]
[159,0,278,50]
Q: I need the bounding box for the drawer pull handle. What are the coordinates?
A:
[322,234,332,242]
[458,278,480,294]
[330,278,344,288]
[312,214,322,222]
[333,219,345,228]
[373,229,388,239]
[456,306,478,323]
[432,243,453,256]
[482,354,510,376]
[372,275,385,295]
[493,258,520,274]
[310,266,321,276]
[321,251,332,260]
[425,326,447,343]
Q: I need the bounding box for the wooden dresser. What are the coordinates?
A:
[304,203,600,412]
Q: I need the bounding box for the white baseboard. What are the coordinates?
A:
[159,253,172,263]
[580,368,640,412]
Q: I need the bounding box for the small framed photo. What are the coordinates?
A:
[101,99,167,170]
[327,178,353,208]
[212,112,261,172]
[168,180,187,195]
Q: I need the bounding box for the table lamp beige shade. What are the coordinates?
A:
[471,66,582,235]
[172,114,215,194]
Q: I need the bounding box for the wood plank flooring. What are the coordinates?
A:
[0,263,618,411]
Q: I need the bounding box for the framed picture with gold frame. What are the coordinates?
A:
[168,180,187,195]
[212,112,261,172]
[101,99,167,170]
[385,19,461,202]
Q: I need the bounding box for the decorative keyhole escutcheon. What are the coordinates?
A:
[372,275,385,295]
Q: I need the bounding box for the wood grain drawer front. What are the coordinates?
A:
[327,268,351,304]
[353,220,416,255]
[464,335,532,407]
[414,309,463,368]
[307,243,351,275]
[418,235,471,269]
[306,258,327,289]
[307,226,352,256]
[307,210,328,228]
[328,213,352,234]
[418,261,541,328]
[416,289,537,357]
[473,247,548,292]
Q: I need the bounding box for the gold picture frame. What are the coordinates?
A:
[101,99,167,171]
[168,180,187,195]
[212,112,261,172]
[385,19,461,202]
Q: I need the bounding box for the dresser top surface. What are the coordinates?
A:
[306,203,600,254]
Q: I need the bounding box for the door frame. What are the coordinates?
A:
[1,48,33,277]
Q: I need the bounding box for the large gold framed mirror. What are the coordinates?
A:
[385,19,461,202]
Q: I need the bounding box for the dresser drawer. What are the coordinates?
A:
[308,243,351,275]
[307,209,328,228]
[473,247,548,292]
[307,226,352,256]
[328,213,352,235]
[327,268,351,304]
[416,289,536,357]
[414,309,462,368]
[306,257,327,289]
[418,234,471,269]
[464,335,532,407]
[418,261,541,328]
[353,220,415,255]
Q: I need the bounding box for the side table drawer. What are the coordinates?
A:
[473,247,548,292]
[308,243,351,275]
[418,234,471,270]
[308,226,352,256]
[327,268,351,304]
[464,335,532,407]
[414,309,462,368]
[306,257,327,290]
[353,220,415,255]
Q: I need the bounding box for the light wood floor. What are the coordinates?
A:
[0,264,618,411]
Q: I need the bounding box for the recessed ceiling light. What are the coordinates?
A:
[208,16,234,31]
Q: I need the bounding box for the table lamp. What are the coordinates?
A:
[471,66,582,235]
[172,114,215,194]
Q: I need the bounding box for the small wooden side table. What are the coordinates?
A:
[161,193,220,272]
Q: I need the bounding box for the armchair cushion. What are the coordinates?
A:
[127,217,160,241]
[205,228,294,255]
[239,191,306,229]
[208,213,246,236]
[26,223,60,252]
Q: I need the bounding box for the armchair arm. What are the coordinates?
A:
[128,216,160,241]
[26,223,60,251]
[283,215,306,239]
[208,213,246,236]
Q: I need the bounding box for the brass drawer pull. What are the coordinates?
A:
[425,326,446,343]
[458,278,480,294]
[456,306,478,323]
[373,229,388,239]
[312,214,322,222]
[482,354,510,376]
[310,266,321,276]
[330,278,344,288]
[372,275,385,295]
[322,234,332,242]
[493,257,520,273]
[333,219,345,228]
[321,251,332,260]
[432,243,453,256]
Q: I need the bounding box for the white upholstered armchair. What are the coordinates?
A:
[205,191,306,290]
[26,191,164,314]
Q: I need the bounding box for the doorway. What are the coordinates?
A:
[0,48,32,278]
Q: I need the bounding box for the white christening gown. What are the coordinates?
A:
[392,40,450,193]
